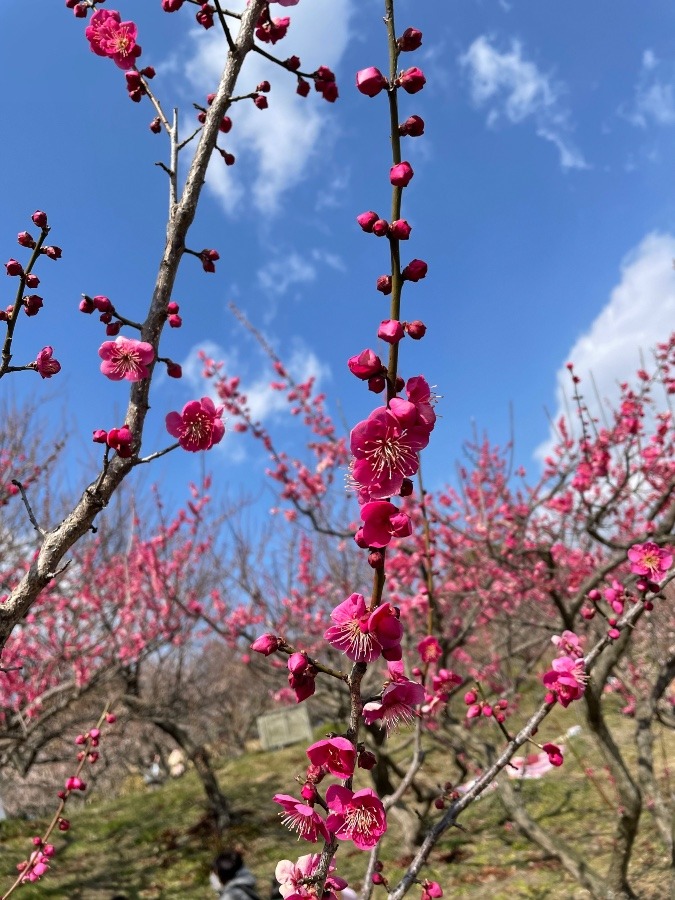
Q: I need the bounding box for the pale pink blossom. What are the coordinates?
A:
[165,397,225,451]
[627,541,672,582]
[418,635,442,664]
[325,786,387,850]
[99,336,154,381]
[275,854,346,900]
[542,655,587,707]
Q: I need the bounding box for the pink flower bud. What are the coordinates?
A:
[398,27,423,52]
[348,348,384,379]
[376,275,392,294]
[74,734,87,745]
[482,704,493,717]
[251,633,280,655]
[219,116,232,133]
[580,606,595,620]
[254,95,268,110]
[297,78,310,97]
[587,589,601,601]
[378,319,405,344]
[166,361,183,378]
[356,66,388,97]
[372,219,389,237]
[89,729,100,740]
[368,376,386,393]
[106,713,117,724]
[106,322,122,337]
[398,67,426,94]
[57,819,70,831]
[372,874,385,885]
[399,115,425,137]
[464,690,477,705]
[31,211,48,229]
[466,703,482,718]
[400,478,413,497]
[402,258,428,281]
[257,81,271,93]
[150,117,162,134]
[358,749,377,769]
[542,742,563,767]
[390,161,414,187]
[285,56,301,71]
[406,320,426,339]
[608,627,621,640]
[390,219,412,240]
[368,549,385,569]
[4,259,23,277]
[79,297,95,314]
[93,430,108,444]
[23,294,43,316]
[43,246,62,260]
[25,273,39,288]
[168,314,182,328]
[356,210,379,232]
[287,652,308,675]
[17,232,35,248]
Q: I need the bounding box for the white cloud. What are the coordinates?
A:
[536,233,675,461]
[459,36,588,170]
[623,50,675,128]
[257,252,316,296]
[181,0,354,215]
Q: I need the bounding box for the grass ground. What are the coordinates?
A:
[0,707,671,899]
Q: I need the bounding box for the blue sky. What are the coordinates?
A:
[1,0,675,516]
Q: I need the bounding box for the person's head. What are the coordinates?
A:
[211,850,243,892]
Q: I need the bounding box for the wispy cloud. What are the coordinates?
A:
[459,36,588,170]
[536,233,675,461]
[257,252,317,296]
[622,49,675,128]
[180,0,354,215]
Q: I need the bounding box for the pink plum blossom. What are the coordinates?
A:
[35,346,61,379]
[542,743,564,767]
[85,9,142,69]
[325,786,387,850]
[99,336,154,381]
[165,397,225,451]
[542,655,587,707]
[351,407,430,500]
[418,635,442,663]
[378,319,405,344]
[273,794,329,842]
[358,500,412,547]
[275,854,346,900]
[348,349,384,380]
[324,593,402,662]
[363,676,425,731]
[398,66,426,94]
[627,541,672,582]
[306,737,355,778]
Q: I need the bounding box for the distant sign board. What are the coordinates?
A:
[257,705,313,750]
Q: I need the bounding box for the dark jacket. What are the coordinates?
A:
[218,868,259,900]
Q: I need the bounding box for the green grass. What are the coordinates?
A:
[0,714,672,899]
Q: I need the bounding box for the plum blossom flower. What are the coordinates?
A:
[99,336,154,381]
[35,346,61,379]
[166,397,225,451]
[542,655,587,707]
[85,9,142,69]
[324,593,402,662]
[351,407,430,500]
[418,635,442,664]
[275,854,346,900]
[273,794,329,842]
[357,500,412,548]
[421,881,443,900]
[363,676,425,732]
[325,786,387,850]
[306,737,355,778]
[356,67,388,97]
[627,541,672,582]
[542,742,564,767]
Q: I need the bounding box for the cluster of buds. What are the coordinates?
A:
[79,294,124,336]
[198,248,220,273]
[464,689,509,722]
[255,7,290,44]
[125,66,156,103]
[93,425,134,458]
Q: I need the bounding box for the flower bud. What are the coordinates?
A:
[390,161,414,187]
[399,115,425,137]
[372,219,389,237]
[150,117,162,134]
[348,348,384,379]
[368,376,386,394]
[376,275,392,295]
[57,819,70,831]
[167,361,183,378]
[17,232,35,248]
[287,652,308,675]
[254,95,268,110]
[297,78,310,97]
[219,116,233,133]
[400,478,414,497]
[390,219,412,240]
[32,210,48,229]
[4,259,23,277]
[251,633,280,656]
[406,320,426,339]
[402,259,428,282]
[300,782,317,802]
[368,550,385,569]
[372,873,385,885]
[398,67,426,94]
[358,750,377,769]
[464,690,477,705]
[398,27,423,52]
[378,319,405,344]
[106,322,122,336]
[356,66,388,97]
[356,210,379,232]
